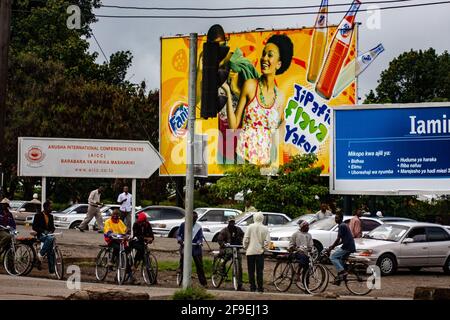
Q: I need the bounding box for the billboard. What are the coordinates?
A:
[330,103,450,195]
[18,137,162,179]
[160,23,359,176]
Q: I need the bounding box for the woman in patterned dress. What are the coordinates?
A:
[222,34,293,165]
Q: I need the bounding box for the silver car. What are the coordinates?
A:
[354,222,450,275]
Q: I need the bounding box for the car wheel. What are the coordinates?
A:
[313,240,323,260]
[444,256,450,275]
[377,253,397,276]
[70,221,81,229]
[169,227,179,238]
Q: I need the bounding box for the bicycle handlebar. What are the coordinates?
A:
[224,243,243,248]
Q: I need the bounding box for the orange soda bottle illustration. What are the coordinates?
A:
[307,0,329,83]
[332,43,384,98]
[315,0,361,100]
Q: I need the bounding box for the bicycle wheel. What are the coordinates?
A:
[303,264,328,294]
[211,256,227,288]
[22,244,37,276]
[117,251,127,285]
[95,248,110,281]
[3,245,33,276]
[54,247,65,280]
[345,264,376,296]
[272,260,294,292]
[142,252,158,285]
[232,260,239,291]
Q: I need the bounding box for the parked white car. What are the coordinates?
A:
[269,215,416,254]
[354,222,450,275]
[202,212,292,242]
[42,204,120,229]
[145,207,242,238]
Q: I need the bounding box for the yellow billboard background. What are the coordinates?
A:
[160,27,357,176]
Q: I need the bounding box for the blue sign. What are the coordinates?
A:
[333,104,450,194]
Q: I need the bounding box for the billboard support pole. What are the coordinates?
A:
[131,178,136,236]
[182,33,197,290]
[41,177,46,210]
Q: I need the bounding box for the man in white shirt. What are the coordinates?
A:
[117,186,132,230]
[77,187,104,232]
[315,203,332,220]
[243,212,270,293]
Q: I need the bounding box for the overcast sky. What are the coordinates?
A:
[88,0,450,101]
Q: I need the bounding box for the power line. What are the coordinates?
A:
[91,31,109,63]
[100,0,416,11]
[95,1,450,19]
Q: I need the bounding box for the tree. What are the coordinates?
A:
[212,154,329,218]
[364,48,450,103]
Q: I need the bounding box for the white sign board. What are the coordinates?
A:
[18,137,163,179]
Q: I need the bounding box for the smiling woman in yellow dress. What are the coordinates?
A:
[222,34,293,166]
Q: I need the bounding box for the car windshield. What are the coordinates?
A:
[310,217,337,231]
[365,224,409,242]
[195,208,207,215]
[60,205,78,214]
[10,201,25,210]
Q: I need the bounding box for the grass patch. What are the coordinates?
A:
[172,286,215,300]
[158,258,249,284]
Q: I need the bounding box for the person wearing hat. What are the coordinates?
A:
[130,212,154,268]
[0,198,16,253]
[289,220,313,279]
[217,215,245,290]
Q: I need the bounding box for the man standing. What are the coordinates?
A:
[217,216,245,290]
[315,203,332,220]
[77,186,104,232]
[349,209,363,239]
[177,211,207,287]
[117,186,132,230]
[244,199,257,213]
[243,212,270,293]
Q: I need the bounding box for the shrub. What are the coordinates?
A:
[172,287,215,300]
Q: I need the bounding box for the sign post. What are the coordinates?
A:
[182,33,197,290]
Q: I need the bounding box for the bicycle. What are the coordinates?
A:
[176,243,202,287]
[95,233,133,285]
[1,226,33,276]
[272,248,320,293]
[211,244,243,291]
[25,232,65,280]
[303,248,377,296]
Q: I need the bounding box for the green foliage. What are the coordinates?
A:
[212,154,328,218]
[365,48,450,103]
[172,287,215,300]
[4,2,168,203]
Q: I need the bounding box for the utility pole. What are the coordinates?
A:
[182,33,197,289]
[0,0,12,197]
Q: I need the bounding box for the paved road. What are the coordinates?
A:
[0,274,406,300]
[10,225,450,300]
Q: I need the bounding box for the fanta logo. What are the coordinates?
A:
[168,102,189,137]
[362,54,372,63]
[340,23,352,38]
